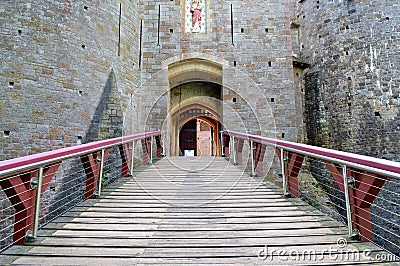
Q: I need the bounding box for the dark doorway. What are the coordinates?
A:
[179,117,220,156]
[179,119,197,156]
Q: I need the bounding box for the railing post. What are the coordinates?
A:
[250,140,255,176]
[220,132,224,156]
[232,136,237,165]
[32,166,44,239]
[162,135,165,156]
[130,141,135,176]
[342,165,354,237]
[97,149,105,197]
[150,136,153,164]
[280,148,288,196]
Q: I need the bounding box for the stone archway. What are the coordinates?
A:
[129,52,276,158]
[167,58,223,156]
[170,97,222,156]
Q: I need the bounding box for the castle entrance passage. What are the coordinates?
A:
[169,81,222,156]
[167,58,223,156]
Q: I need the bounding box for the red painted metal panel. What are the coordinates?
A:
[0,163,60,245]
[155,135,163,157]
[119,143,132,177]
[223,135,230,157]
[286,153,304,198]
[141,138,151,165]
[236,138,244,165]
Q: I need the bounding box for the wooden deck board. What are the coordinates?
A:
[1,157,397,265]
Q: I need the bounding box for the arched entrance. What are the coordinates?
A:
[128,53,276,158]
[171,98,222,156]
[167,58,223,156]
[179,117,220,156]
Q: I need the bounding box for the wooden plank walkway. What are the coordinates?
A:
[1,157,397,265]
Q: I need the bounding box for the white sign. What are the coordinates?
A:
[184,150,195,156]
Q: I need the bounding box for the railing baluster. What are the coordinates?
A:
[220,131,224,156]
[32,166,44,239]
[342,164,354,237]
[150,136,153,164]
[250,140,255,176]
[130,141,135,176]
[162,136,165,156]
[232,136,237,165]
[280,148,288,196]
[97,149,106,197]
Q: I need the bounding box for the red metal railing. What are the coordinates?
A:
[0,130,162,250]
[222,130,400,253]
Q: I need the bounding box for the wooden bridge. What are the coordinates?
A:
[0,130,399,265]
[1,156,396,265]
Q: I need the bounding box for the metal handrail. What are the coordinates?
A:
[0,130,161,178]
[222,130,400,255]
[223,130,400,180]
[0,130,162,250]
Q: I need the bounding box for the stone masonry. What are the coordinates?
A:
[137,0,298,141]
[0,0,139,160]
[297,0,400,255]
[1,0,299,158]
[298,0,400,160]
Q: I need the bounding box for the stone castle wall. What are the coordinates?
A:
[298,0,400,254]
[1,0,302,160]
[0,0,139,161]
[298,0,400,160]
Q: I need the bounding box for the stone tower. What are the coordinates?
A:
[298,0,400,161]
